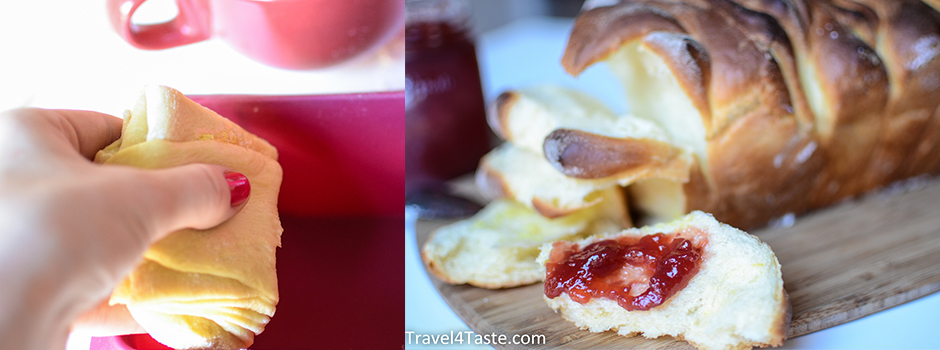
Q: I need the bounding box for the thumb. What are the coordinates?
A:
[110,164,250,244]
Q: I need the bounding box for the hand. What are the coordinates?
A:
[0,108,249,350]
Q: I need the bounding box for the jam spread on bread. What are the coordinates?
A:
[545,231,705,310]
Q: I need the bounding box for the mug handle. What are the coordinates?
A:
[106,0,212,50]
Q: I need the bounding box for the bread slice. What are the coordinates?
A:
[478,142,689,218]
[477,143,623,217]
[538,211,789,350]
[96,85,283,349]
[492,85,691,179]
[422,188,628,289]
[491,84,619,153]
[482,85,691,217]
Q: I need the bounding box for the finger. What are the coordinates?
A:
[108,164,249,244]
[11,108,124,160]
[71,299,146,337]
[49,109,124,160]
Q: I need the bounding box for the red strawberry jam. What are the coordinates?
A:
[544,231,706,311]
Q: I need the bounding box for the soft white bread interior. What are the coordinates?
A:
[492,85,691,180]
[538,211,790,350]
[478,143,623,217]
[491,84,661,154]
[422,188,628,289]
[95,85,283,350]
[481,85,691,217]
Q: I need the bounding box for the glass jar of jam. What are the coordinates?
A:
[405,0,492,195]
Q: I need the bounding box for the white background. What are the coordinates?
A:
[0,0,404,117]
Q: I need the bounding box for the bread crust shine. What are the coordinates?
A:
[555,0,940,229]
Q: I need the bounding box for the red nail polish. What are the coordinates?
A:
[225,171,250,207]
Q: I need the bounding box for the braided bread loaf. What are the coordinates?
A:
[489,0,940,229]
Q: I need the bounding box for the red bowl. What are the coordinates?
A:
[90,91,405,349]
[192,91,404,218]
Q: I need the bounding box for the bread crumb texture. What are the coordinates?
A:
[539,211,790,350]
[422,188,627,289]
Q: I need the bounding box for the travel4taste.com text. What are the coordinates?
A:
[405,331,546,346]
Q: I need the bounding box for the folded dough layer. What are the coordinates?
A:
[95,86,283,349]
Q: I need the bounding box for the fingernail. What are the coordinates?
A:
[225,171,250,207]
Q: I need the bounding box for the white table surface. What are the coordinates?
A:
[0,0,404,117]
[405,17,940,350]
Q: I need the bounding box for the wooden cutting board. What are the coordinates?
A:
[415,176,940,349]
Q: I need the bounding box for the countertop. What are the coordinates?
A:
[405,17,940,350]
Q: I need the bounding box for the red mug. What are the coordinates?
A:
[107,0,405,69]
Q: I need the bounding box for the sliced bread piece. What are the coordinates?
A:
[422,188,628,289]
[538,211,789,350]
[478,142,687,218]
[491,84,691,180]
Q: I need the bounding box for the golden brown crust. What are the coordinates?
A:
[543,128,683,179]
[561,0,940,229]
[562,3,685,77]
[853,0,940,181]
[805,0,887,201]
[694,110,824,229]
[475,157,513,201]
[489,91,518,141]
[565,0,806,139]
[638,32,713,124]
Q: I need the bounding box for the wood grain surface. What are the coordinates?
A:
[415,176,940,349]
